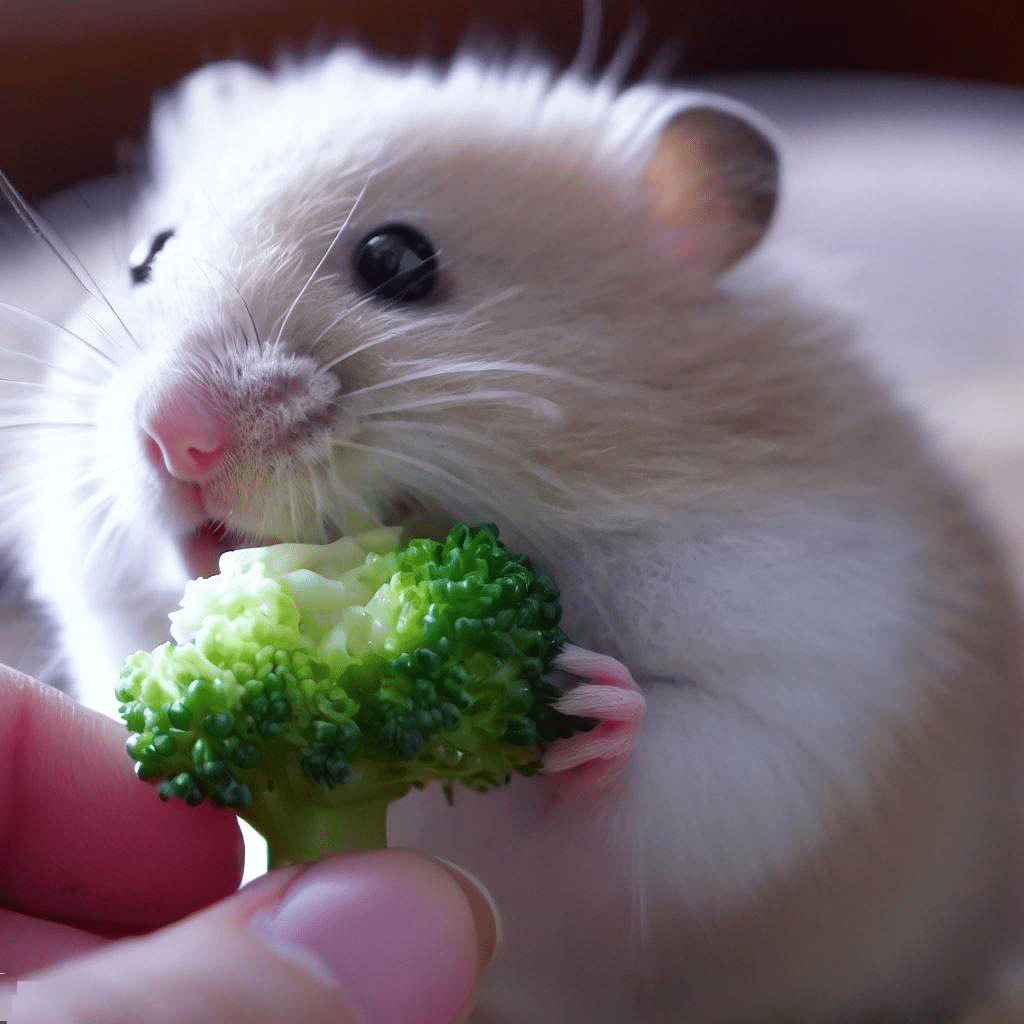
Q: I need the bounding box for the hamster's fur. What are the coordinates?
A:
[2,50,1022,1023]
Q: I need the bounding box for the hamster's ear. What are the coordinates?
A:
[642,104,779,276]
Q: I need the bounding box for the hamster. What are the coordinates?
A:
[2,49,1022,1024]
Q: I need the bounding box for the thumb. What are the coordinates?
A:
[11,851,499,1024]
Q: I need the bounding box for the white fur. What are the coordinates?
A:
[2,50,1021,1023]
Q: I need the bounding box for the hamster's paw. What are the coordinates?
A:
[542,643,646,794]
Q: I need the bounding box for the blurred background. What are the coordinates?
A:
[2,0,1024,198]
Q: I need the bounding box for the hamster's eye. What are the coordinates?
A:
[353,223,438,302]
[129,229,175,285]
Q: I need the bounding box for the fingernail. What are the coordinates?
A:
[251,851,486,1024]
[434,857,501,971]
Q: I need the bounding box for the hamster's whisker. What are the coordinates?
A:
[312,464,371,542]
[249,500,273,548]
[285,479,302,542]
[0,377,94,397]
[0,410,86,427]
[237,291,261,349]
[80,503,127,576]
[309,312,360,357]
[0,380,97,408]
[312,327,407,376]
[33,469,111,522]
[312,316,448,375]
[322,286,389,324]
[353,389,564,422]
[82,308,136,355]
[0,418,95,430]
[465,283,529,313]
[0,172,141,350]
[185,338,242,380]
[0,172,97,295]
[195,259,261,348]
[0,458,105,490]
[305,467,332,544]
[0,480,75,512]
[409,284,526,331]
[303,291,380,350]
[335,438,569,569]
[276,148,401,245]
[331,437,492,512]
[73,478,125,522]
[346,311,471,353]
[310,287,528,374]
[322,464,382,528]
[0,344,103,386]
[272,174,375,350]
[0,394,93,412]
[345,359,592,398]
[0,303,118,368]
[377,417,577,496]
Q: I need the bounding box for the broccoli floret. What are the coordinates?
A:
[116,522,594,866]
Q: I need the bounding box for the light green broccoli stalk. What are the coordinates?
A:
[116,522,595,867]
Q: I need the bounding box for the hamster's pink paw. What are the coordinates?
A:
[542,643,646,794]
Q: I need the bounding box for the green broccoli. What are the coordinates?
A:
[116,522,595,867]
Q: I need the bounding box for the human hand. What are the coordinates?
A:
[0,666,498,1023]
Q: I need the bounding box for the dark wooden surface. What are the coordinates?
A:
[3,0,1023,199]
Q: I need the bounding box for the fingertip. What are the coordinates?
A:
[0,670,245,929]
[433,857,501,974]
[13,851,494,1024]
[250,851,491,1024]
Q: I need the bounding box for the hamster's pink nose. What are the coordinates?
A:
[143,393,233,483]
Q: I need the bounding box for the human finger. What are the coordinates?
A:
[0,666,243,931]
[11,850,499,1024]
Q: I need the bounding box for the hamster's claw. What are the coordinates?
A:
[543,643,646,793]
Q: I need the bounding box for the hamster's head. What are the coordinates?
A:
[47,52,781,579]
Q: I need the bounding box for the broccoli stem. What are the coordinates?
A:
[253,797,392,869]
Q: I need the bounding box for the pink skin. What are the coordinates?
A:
[142,385,234,484]
[142,383,248,576]
[544,644,646,795]
[0,667,243,977]
[186,521,247,578]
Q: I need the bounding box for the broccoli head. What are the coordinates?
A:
[116,522,595,866]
